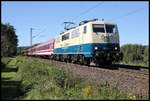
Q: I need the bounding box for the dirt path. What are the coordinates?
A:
[1,58,22,100]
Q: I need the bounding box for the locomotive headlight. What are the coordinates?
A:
[115,47,118,50]
[94,46,98,50]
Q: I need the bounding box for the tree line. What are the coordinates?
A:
[1,23,18,57]
[1,23,40,57]
[120,44,149,64]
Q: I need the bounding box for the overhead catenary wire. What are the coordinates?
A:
[60,2,104,32]
[69,2,145,23]
[32,29,46,39]
[69,1,104,23]
[59,3,146,35]
[109,7,146,21]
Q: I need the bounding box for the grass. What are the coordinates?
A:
[1,57,11,64]
[1,57,23,100]
[1,56,143,100]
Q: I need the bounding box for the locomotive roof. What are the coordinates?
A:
[58,20,116,36]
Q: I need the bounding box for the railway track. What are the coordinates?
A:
[85,64,149,80]
[118,68,148,77]
[113,64,149,75]
[32,56,149,79]
[98,64,149,79]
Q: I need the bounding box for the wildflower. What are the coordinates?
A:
[83,86,92,95]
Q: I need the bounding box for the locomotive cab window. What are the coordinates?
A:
[105,24,116,34]
[83,26,87,34]
[93,24,105,33]
[62,33,70,41]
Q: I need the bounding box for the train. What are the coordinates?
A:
[24,18,123,66]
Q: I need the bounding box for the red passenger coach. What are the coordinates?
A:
[27,39,55,56]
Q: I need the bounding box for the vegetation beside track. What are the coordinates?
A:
[2,56,142,100]
[116,61,149,67]
[120,44,149,67]
[1,57,23,100]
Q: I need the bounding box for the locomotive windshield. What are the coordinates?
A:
[92,24,116,34]
[93,24,105,33]
[105,24,116,34]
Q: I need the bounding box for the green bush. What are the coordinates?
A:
[120,44,148,65]
[144,46,149,64]
[50,67,67,88]
[1,23,18,57]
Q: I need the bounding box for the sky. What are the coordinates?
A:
[1,1,149,47]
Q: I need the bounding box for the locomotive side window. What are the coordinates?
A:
[93,24,105,33]
[62,33,70,41]
[72,28,79,38]
[83,26,87,34]
[105,24,116,34]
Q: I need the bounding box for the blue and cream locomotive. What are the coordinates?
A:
[53,18,123,65]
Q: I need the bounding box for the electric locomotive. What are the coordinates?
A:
[53,18,123,65]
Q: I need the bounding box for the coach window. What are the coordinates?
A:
[47,44,49,49]
[46,44,48,49]
[83,26,87,34]
[50,43,52,49]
